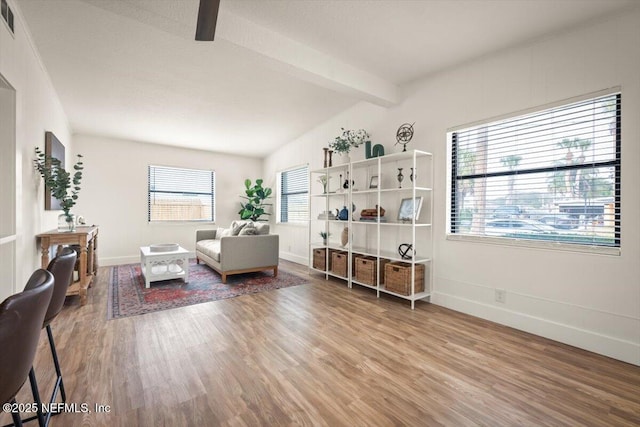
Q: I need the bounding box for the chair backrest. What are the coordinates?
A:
[0,269,54,404]
[43,248,77,325]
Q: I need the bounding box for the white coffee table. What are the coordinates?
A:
[140,245,190,288]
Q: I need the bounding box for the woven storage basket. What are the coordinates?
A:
[331,250,349,277]
[312,248,332,271]
[384,262,425,295]
[354,256,391,286]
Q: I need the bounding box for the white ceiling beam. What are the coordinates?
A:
[216,11,399,107]
[80,0,398,107]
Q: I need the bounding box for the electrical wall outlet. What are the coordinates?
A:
[495,289,506,304]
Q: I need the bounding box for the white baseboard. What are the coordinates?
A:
[280,251,307,266]
[99,256,138,266]
[432,290,640,366]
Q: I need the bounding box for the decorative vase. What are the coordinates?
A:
[322,238,327,246]
[58,213,76,232]
[339,154,350,164]
[410,167,416,183]
[338,206,349,220]
[319,177,328,193]
[341,227,349,247]
[397,168,404,189]
[343,171,354,190]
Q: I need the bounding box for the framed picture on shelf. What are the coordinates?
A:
[397,196,423,222]
[369,175,378,189]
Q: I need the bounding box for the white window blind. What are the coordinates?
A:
[450,92,620,248]
[279,166,309,223]
[148,165,215,222]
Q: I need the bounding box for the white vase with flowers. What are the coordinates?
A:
[328,128,370,164]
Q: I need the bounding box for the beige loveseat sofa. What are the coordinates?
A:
[195,220,279,283]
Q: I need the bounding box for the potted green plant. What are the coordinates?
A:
[34,147,84,232]
[329,128,370,163]
[238,178,273,221]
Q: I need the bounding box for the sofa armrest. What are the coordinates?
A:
[196,229,217,243]
[220,234,279,271]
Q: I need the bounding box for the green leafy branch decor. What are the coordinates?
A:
[238,178,273,221]
[34,146,84,223]
[329,128,370,154]
[319,231,330,245]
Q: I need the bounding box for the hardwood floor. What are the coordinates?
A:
[2,260,639,426]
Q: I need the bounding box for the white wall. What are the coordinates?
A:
[73,134,262,265]
[264,9,640,365]
[0,3,72,298]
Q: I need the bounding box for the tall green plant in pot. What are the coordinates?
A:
[238,179,272,221]
[34,147,84,232]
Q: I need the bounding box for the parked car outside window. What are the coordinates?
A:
[485,219,559,236]
[492,205,522,219]
[538,215,579,230]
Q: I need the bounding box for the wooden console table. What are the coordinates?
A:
[36,226,99,306]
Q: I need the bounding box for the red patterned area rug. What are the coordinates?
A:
[107,261,307,319]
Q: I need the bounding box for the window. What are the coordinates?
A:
[1,0,14,34]
[278,165,309,223]
[449,91,620,250]
[148,165,215,222]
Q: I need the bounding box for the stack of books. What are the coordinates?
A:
[359,216,387,222]
[318,212,337,220]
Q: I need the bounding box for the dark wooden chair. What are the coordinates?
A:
[23,248,77,426]
[0,269,54,427]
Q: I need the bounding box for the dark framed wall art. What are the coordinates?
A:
[44,131,65,210]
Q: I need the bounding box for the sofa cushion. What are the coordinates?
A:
[255,222,269,235]
[238,222,258,235]
[216,227,232,239]
[230,220,270,235]
[229,221,248,236]
[196,239,221,262]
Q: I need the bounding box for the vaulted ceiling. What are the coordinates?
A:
[18,0,635,156]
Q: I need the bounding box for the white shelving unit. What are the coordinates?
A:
[309,150,433,309]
